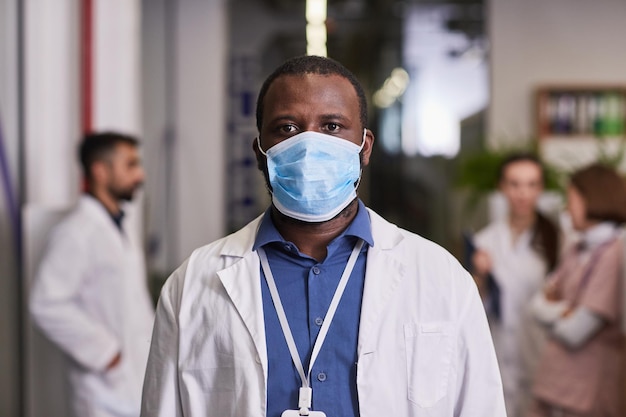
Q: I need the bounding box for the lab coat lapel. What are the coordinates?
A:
[358,209,406,355]
[79,195,128,254]
[217,219,268,378]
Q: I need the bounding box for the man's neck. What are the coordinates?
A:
[270,199,359,262]
[87,189,121,217]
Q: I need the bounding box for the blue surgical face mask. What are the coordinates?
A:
[258,130,366,222]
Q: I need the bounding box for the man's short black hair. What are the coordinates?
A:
[255,55,368,132]
[79,132,139,179]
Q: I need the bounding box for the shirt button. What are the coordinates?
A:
[317,372,327,382]
[314,317,324,326]
[312,266,321,275]
[283,244,292,251]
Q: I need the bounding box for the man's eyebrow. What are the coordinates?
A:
[320,113,350,121]
[266,115,296,125]
[265,113,351,125]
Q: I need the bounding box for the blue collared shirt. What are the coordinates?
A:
[253,200,374,417]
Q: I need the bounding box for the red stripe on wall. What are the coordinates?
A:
[81,0,93,192]
[81,0,93,134]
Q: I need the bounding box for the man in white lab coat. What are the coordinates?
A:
[141,56,506,417]
[31,132,155,417]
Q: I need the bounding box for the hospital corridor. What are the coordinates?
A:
[1,0,626,416]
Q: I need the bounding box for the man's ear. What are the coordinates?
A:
[90,160,109,185]
[360,129,375,166]
[252,137,265,170]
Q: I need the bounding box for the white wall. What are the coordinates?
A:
[488,0,626,147]
[93,0,142,135]
[24,0,81,207]
[142,0,228,273]
[173,0,227,264]
[141,0,170,273]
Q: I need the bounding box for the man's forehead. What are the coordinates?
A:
[114,142,138,151]
[267,73,354,94]
[110,142,139,159]
[264,74,358,108]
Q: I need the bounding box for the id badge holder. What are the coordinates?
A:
[281,388,326,417]
[281,411,326,417]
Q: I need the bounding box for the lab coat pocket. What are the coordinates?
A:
[404,321,454,407]
[180,367,238,415]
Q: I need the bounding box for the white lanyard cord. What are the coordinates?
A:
[257,239,364,404]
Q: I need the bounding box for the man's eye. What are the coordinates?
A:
[281,125,297,133]
[327,123,339,131]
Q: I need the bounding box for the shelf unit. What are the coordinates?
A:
[537,85,626,141]
[536,85,626,172]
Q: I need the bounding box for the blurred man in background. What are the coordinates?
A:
[30,132,155,417]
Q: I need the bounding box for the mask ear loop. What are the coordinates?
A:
[257,136,268,156]
[257,136,274,195]
[358,128,367,151]
[354,128,367,191]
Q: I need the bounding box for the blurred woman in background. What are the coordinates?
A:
[529,164,626,417]
[472,153,560,417]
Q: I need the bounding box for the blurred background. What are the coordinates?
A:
[1,0,626,415]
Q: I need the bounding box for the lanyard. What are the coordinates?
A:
[257,239,364,415]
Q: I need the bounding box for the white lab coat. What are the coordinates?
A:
[474,221,549,417]
[30,195,155,417]
[141,208,506,417]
